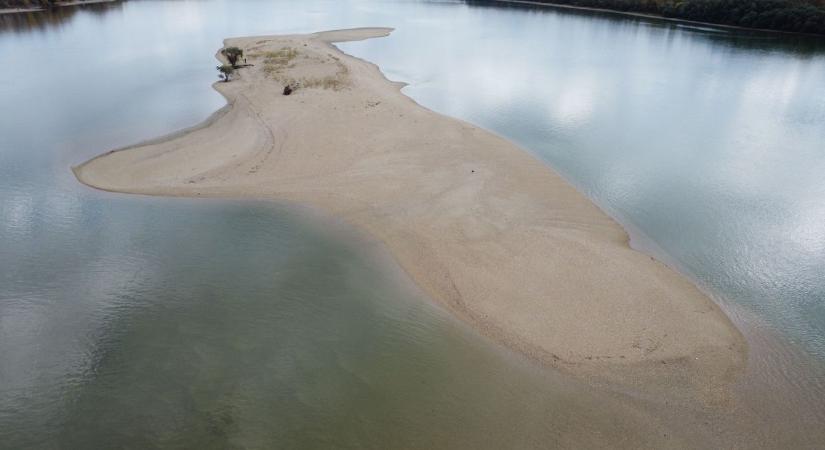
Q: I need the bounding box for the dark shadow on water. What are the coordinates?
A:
[0,1,122,34]
[463,0,825,56]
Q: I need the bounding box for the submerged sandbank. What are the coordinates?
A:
[75,28,745,403]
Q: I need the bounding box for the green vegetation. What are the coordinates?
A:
[2,0,56,7]
[469,0,825,35]
[221,46,244,68]
[662,0,825,34]
[216,64,234,82]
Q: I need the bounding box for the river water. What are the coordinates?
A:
[1,0,824,447]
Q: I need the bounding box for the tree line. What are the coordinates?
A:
[2,0,58,8]
[468,0,825,35]
[1,0,107,9]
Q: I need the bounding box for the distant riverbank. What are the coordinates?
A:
[0,0,116,15]
[468,0,825,37]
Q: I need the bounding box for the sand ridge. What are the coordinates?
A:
[74,28,746,401]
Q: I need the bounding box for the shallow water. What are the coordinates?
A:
[335,0,825,425]
[3,194,667,448]
[339,2,825,361]
[1,0,825,447]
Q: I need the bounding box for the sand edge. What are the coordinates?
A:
[74,27,747,405]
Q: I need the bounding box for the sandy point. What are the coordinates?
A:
[74,27,746,405]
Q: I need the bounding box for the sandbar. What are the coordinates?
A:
[74,28,746,403]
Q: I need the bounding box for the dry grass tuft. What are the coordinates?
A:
[258,47,350,92]
[259,47,302,84]
[300,75,344,90]
[262,63,278,76]
[263,47,299,65]
[298,61,350,91]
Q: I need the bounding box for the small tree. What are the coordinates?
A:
[222,46,244,68]
[217,64,234,82]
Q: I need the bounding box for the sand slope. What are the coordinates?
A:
[75,28,745,398]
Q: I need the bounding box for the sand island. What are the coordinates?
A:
[74,28,745,401]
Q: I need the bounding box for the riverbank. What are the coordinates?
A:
[0,0,115,15]
[74,28,745,404]
[471,0,825,38]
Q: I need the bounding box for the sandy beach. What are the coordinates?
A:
[74,28,746,403]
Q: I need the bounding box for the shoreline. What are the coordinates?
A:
[74,28,745,406]
[474,0,825,38]
[0,0,116,15]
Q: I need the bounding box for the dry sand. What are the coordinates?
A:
[74,28,745,403]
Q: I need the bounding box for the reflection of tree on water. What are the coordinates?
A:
[464,0,825,36]
[0,1,122,34]
[464,0,825,56]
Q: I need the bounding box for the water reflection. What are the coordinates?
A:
[337,5,825,364]
[2,0,825,447]
[1,196,680,448]
[464,0,825,56]
[0,2,122,34]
